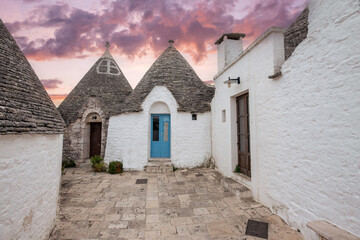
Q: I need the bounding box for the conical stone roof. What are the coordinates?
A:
[58,47,133,125]
[0,19,64,135]
[120,44,215,114]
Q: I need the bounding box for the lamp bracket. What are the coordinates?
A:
[228,77,240,84]
[223,77,240,88]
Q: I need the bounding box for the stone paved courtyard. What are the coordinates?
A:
[50,165,304,240]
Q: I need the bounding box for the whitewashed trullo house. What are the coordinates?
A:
[0,1,359,240]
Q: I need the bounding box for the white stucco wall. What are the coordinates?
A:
[212,1,360,239]
[105,86,212,170]
[212,27,285,196]
[260,1,360,238]
[0,134,63,240]
[217,37,244,72]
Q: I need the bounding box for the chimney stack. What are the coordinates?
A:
[215,33,246,72]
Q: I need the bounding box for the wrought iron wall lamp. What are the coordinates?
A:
[224,77,240,88]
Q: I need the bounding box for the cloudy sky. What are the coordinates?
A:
[1,0,307,106]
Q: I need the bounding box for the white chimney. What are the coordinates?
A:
[215,33,245,72]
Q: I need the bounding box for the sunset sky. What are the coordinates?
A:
[1,0,307,106]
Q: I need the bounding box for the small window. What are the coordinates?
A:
[192,114,197,120]
[222,110,226,122]
[152,116,159,141]
[163,122,169,141]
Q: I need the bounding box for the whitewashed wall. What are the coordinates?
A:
[105,86,212,169]
[212,27,285,195]
[217,37,243,72]
[260,1,360,238]
[0,134,63,240]
[212,0,360,239]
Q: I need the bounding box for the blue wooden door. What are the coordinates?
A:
[151,114,170,158]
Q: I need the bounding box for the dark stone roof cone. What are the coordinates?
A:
[0,19,64,135]
[121,42,215,114]
[58,44,133,125]
[284,7,309,60]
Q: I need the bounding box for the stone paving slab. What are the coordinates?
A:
[50,165,304,240]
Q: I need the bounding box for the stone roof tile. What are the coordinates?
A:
[120,45,214,114]
[58,49,132,124]
[284,7,309,60]
[0,19,65,135]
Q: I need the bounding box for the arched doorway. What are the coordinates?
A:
[86,113,102,158]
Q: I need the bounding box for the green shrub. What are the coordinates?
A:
[108,161,123,174]
[66,160,76,168]
[93,162,107,172]
[62,159,76,168]
[172,164,178,172]
[90,155,107,172]
[90,155,103,167]
[234,164,241,173]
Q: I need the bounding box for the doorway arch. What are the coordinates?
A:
[84,112,102,158]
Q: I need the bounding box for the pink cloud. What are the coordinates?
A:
[22,0,43,2]
[41,78,63,89]
[49,94,68,100]
[5,0,307,63]
[233,0,308,46]
[49,94,68,107]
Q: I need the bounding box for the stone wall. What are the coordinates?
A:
[212,1,360,239]
[62,98,108,163]
[105,86,212,169]
[0,134,63,240]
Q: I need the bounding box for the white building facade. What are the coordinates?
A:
[105,86,212,170]
[212,0,360,239]
[0,20,65,240]
[105,43,214,171]
[0,134,63,240]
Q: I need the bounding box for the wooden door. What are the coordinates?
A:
[90,122,102,158]
[237,93,251,177]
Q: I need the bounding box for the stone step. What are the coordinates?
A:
[145,159,173,173]
[145,165,173,173]
[148,158,171,163]
[147,161,172,167]
[221,177,252,199]
[307,220,360,240]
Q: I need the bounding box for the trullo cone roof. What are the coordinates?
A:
[120,44,215,114]
[58,47,133,124]
[0,19,64,135]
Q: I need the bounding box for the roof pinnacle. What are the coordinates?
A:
[169,40,174,46]
[105,41,110,49]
